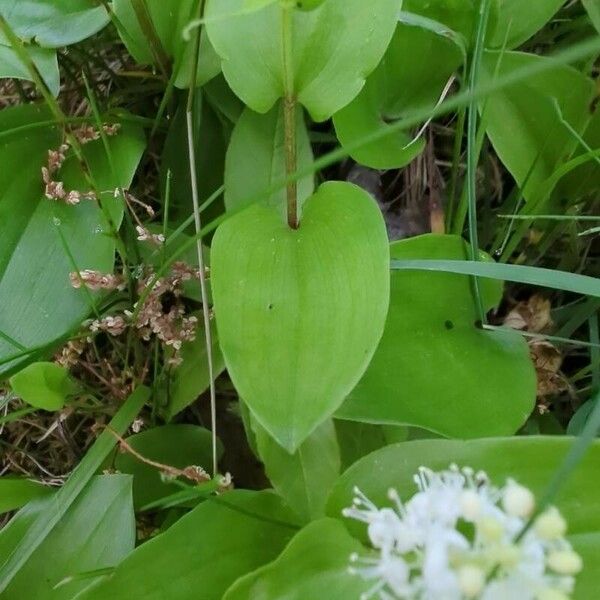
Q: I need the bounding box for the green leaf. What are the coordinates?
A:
[254,419,340,522]
[0,43,59,96]
[0,475,134,600]
[205,0,399,121]
[333,18,463,169]
[0,386,149,592]
[223,518,370,599]
[0,0,109,47]
[161,93,226,225]
[326,436,600,538]
[78,490,300,600]
[0,105,145,377]
[113,0,220,88]
[334,420,389,471]
[111,425,222,509]
[489,0,564,49]
[571,532,600,600]
[9,362,77,411]
[211,181,390,451]
[225,102,314,214]
[402,0,479,43]
[165,320,225,419]
[583,0,600,34]
[295,0,327,10]
[481,50,594,203]
[0,478,52,515]
[337,234,536,438]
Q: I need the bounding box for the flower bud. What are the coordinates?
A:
[478,517,504,541]
[534,507,567,540]
[457,565,485,598]
[547,549,583,575]
[460,490,482,521]
[502,480,535,518]
[536,587,570,600]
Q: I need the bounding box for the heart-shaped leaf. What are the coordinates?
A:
[10,361,77,411]
[223,518,370,599]
[337,234,536,438]
[334,17,463,169]
[205,0,399,121]
[225,102,314,213]
[211,181,390,451]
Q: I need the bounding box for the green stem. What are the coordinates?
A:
[185,0,218,478]
[281,4,298,229]
[464,0,492,325]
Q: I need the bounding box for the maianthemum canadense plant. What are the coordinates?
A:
[0,0,600,598]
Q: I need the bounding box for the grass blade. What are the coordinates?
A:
[0,386,150,592]
[390,259,600,297]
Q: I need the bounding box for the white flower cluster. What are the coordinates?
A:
[343,465,582,600]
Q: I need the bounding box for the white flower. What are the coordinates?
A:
[343,465,581,600]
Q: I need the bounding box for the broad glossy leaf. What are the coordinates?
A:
[0,106,145,377]
[111,425,222,509]
[254,419,340,522]
[0,43,59,96]
[327,437,600,538]
[113,0,220,88]
[225,102,314,213]
[223,518,370,599]
[0,475,134,600]
[0,478,52,514]
[205,0,399,121]
[0,0,109,47]
[165,320,225,419]
[481,51,594,203]
[9,361,76,411]
[337,234,536,438]
[211,182,390,451]
[78,490,300,600]
[334,19,463,169]
[489,0,564,49]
